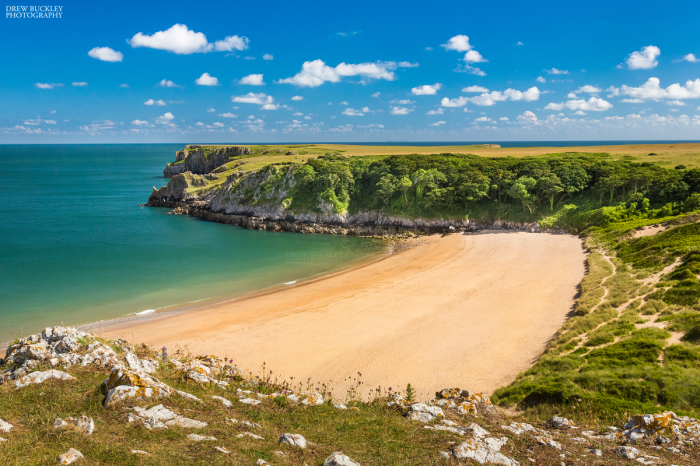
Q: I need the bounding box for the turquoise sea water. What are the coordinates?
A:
[0,145,385,343]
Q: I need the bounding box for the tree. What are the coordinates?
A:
[398,176,413,204]
[376,174,397,205]
[412,169,447,209]
[553,165,590,206]
[508,176,538,213]
[457,171,490,206]
[537,173,564,210]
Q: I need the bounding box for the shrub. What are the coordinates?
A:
[665,344,700,368]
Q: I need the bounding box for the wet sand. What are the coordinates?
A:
[99,232,586,400]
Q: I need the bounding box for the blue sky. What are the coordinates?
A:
[2,0,700,143]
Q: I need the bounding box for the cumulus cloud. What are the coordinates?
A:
[573,85,602,94]
[119,83,129,88]
[144,99,166,106]
[291,95,303,100]
[544,68,569,74]
[464,50,487,63]
[263,54,274,60]
[371,92,380,97]
[156,112,175,124]
[72,82,88,86]
[605,116,624,120]
[544,97,613,111]
[340,101,349,105]
[426,108,444,115]
[158,79,179,88]
[667,100,686,106]
[411,83,443,95]
[213,35,249,52]
[398,61,419,68]
[391,99,415,104]
[517,110,538,124]
[390,107,413,115]
[676,53,699,63]
[474,116,493,122]
[442,35,472,52]
[219,112,238,117]
[44,120,57,124]
[278,59,412,87]
[35,83,63,89]
[620,77,700,100]
[131,120,149,125]
[88,47,123,62]
[536,76,546,83]
[500,117,509,121]
[232,92,280,110]
[621,98,645,103]
[206,108,216,113]
[196,73,219,86]
[129,24,249,55]
[430,121,446,126]
[462,85,489,93]
[625,45,660,70]
[239,74,264,85]
[212,122,224,127]
[441,87,540,107]
[342,108,364,116]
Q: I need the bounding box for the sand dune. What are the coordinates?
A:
[99,232,585,400]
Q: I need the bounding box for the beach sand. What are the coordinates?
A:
[98,231,586,400]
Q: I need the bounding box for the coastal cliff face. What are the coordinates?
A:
[163,145,251,177]
[149,145,561,237]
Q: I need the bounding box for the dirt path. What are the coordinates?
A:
[99,232,586,400]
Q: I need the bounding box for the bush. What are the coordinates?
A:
[665,344,700,368]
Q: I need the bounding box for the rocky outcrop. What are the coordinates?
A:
[164,146,251,177]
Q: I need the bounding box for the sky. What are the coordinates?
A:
[2,0,700,143]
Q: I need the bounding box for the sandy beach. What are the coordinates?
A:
[98,232,586,400]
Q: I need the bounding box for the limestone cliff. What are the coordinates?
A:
[163,145,251,177]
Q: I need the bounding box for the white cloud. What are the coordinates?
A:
[340,101,349,105]
[88,47,123,62]
[342,108,364,116]
[278,59,411,87]
[195,122,205,126]
[544,68,569,74]
[441,86,540,107]
[206,108,216,113]
[398,61,419,68]
[131,119,149,125]
[44,120,57,124]
[462,85,489,93]
[212,122,224,127]
[119,83,129,88]
[72,82,88,86]
[442,35,472,52]
[50,110,56,113]
[213,35,249,52]
[371,92,380,98]
[574,85,602,94]
[261,103,280,110]
[606,86,620,97]
[156,112,175,124]
[677,53,699,63]
[411,83,443,95]
[574,111,587,115]
[144,99,166,106]
[625,45,660,70]
[430,121,446,126]
[620,98,645,103]
[232,92,274,105]
[500,117,509,121]
[158,79,179,88]
[474,116,492,122]
[357,124,384,128]
[263,54,274,60]
[544,97,613,111]
[536,76,546,83]
[667,100,686,106]
[291,95,303,101]
[620,77,700,100]
[391,99,415,104]
[237,74,263,86]
[464,50,487,63]
[390,107,413,115]
[426,108,444,115]
[627,114,642,118]
[35,83,62,89]
[517,110,538,124]
[605,116,624,120]
[220,112,238,117]
[516,41,524,46]
[129,24,249,55]
[196,73,219,86]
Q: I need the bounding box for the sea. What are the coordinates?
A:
[0,145,386,344]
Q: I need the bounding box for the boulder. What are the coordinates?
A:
[130,404,207,429]
[0,419,12,433]
[301,393,324,405]
[237,432,264,440]
[57,448,83,464]
[15,370,75,388]
[187,434,217,441]
[102,367,173,405]
[53,416,95,435]
[214,447,230,454]
[279,433,308,448]
[212,395,232,407]
[405,403,444,423]
[124,353,157,374]
[239,398,261,405]
[323,452,361,466]
[547,416,575,429]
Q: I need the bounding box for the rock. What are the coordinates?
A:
[334,403,348,410]
[612,446,640,459]
[102,367,173,405]
[131,450,149,455]
[57,448,83,464]
[588,449,603,456]
[547,416,575,429]
[53,416,95,435]
[301,393,324,405]
[241,421,261,428]
[452,436,517,465]
[212,395,232,407]
[165,417,208,429]
[256,460,270,466]
[237,432,264,440]
[214,446,230,454]
[0,419,13,433]
[323,452,361,466]
[124,352,157,374]
[174,389,203,403]
[405,403,444,423]
[279,433,308,448]
[239,398,261,405]
[130,404,207,429]
[187,434,217,441]
[287,394,301,403]
[15,370,75,388]
[0,437,7,442]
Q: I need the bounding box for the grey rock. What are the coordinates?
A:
[323,452,361,466]
[57,448,83,464]
[279,433,308,448]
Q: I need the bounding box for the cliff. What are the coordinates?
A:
[163,145,251,177]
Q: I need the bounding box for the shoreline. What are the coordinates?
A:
[96,231,586,400]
